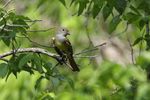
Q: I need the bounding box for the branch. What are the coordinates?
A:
[0,48,59,60]
[127,36,135,64]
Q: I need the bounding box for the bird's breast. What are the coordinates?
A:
[55,40,66,51]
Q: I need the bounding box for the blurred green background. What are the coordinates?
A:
[0,0,150,100]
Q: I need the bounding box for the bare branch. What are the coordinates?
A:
[0,48,59,59]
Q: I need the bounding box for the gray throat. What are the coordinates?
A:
[56,34,66,42]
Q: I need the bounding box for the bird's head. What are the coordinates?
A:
[57,27,70,37]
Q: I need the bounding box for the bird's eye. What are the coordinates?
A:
[62,29,64,31]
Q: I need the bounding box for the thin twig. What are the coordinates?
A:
[127,35,135,64]
[26,28,55,33]
[24,19,42,22]
[139,29,145,55]
[75,42,106,55]
[21,33,53,48]
[110,22,128,38]
[3,0,13,8]
[74,55,99,58]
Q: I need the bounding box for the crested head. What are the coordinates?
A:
[57,27,70,36]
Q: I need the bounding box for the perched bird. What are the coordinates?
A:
[52,27,79,71]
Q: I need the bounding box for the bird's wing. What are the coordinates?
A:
[63,38,73,55]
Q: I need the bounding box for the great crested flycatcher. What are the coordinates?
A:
[52,27,79,71]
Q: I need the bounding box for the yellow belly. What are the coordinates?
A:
[56,41,66,52]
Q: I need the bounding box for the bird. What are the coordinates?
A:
[52,27,80,71]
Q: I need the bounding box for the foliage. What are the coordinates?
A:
[0,0,150,100]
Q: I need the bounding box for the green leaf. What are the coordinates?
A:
[144,35,150,50]
[12,19,29,33]
[16,15,31,21]
[138,19,145,30]
[33,54,44,73]
[0,63,8,78]
[137,1,150,15]
[35,76,44,90]
[56,75,75,89]
[132,37,143,46]
[108,15,121,33]
[114,0,127,14]
[78,1,88,15]
[18,54,33,69]
[102,4,112,21]
[22,65,34,74]
[51,77,60,88]
[7,56,20,78]
[66,77,75,89]
[123,12,141,24]
[59,0,66,6]
[70,0,76,6]
[92,0,103,18]
[130,5,141,15]
[1,32,11,46]
[43,62,52,75]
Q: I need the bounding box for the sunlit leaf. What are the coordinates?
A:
[108,15,121,33]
